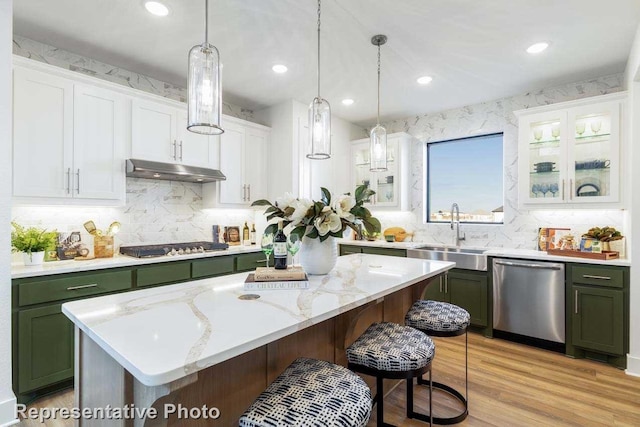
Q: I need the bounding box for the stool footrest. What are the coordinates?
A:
[410,380,468,425]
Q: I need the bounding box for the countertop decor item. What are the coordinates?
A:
[369,34,388,172]
[187,0,224,135]
[11,222,57,266]
[252,185,381,274]
[307,0,331,159]
[546,249,619,260]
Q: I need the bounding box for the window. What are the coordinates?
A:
[426,133,504,224]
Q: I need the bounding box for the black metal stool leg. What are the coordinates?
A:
[377,375,384,427]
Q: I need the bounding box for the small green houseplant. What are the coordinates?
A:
[11,222,57,266]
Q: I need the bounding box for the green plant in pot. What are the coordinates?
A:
[11,222,57,266]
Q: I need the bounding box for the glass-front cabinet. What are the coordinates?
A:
[351,132,411,210]
[517,94,624,207]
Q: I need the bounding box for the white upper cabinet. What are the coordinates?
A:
[516,93,625,208]
[350,132,412,210]
[13,64,125,204]
[203,117,270,207]
[131,100,215,168]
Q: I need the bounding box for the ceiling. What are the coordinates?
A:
[13,0,640,126]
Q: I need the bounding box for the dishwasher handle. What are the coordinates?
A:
[494,260,562,270]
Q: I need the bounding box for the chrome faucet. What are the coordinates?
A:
[451,203,466,246]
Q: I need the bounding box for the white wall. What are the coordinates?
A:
[0,0,16,424]
[623,23,640,376]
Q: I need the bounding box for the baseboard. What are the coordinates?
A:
[625,353,640,377]
[0,395,17,427]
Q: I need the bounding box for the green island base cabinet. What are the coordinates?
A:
[566,263,629,369]
[12,251,272,403]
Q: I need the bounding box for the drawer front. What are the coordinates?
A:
[571,265,624,288]
[18,270,132,307]
[236,252,269,272]
[362,247,407,257]
[339,245,363,256]
[192,256,235,279]
[137,262,191,287]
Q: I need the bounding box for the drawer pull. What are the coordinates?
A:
[575,289,579,314]
[582,274,611,280]
[67,284,98,291]
[255,259,267,264]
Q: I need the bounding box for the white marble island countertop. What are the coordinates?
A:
[62,254,454,387]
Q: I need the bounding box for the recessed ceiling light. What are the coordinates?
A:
[272,64,288,74]
[416,75,433,85]
[526,42,549,54]
[342,98,355,106]
[145,1,169,16]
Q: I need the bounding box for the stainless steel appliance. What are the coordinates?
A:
[126,159,226,183]
[120,241,228,258]
[407,246,487,271]
[492,258,565,343]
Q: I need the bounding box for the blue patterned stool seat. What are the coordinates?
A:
[239,357,372,427]
[347,322,435,373]
[405,300,470,335]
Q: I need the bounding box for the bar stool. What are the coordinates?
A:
[346,322,435,427]
[405,300,470,425]
[240,357,372,427]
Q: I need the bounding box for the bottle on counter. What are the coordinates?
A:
[250,223,256,245]
[273,220,288,270]
[243,222,250,246]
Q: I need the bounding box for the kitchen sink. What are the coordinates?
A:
[407,245,488,271]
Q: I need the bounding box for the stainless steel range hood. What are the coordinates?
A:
[126,159,226,183]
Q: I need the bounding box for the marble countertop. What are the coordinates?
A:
[62,254,454,387]
[338,239,631,267]
[11,245,263,279]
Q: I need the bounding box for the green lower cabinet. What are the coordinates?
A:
[361,247,407,257]
[18,304,73,394]
[236,252,271,272]
[339,245,363,256]
[192,256,235,279]
[421,270,488,328]
[448,270,488,327]
[571,285,624,355]
[136,261,191,287]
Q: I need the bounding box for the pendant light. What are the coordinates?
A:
[307,0,331,159]
[370,34,387,172]
[187,0,224,135]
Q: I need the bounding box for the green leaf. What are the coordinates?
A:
[354,185,365,203]
[319,232,330,242]
[283,206,295,217]
[264,223,278,235]
[266,212,283,222]
[306,228,319,239]
[291,226,307,239]
[251,199,273,207]
[313,201,325,216]
[362,217,382,234]
[321,187,331,206]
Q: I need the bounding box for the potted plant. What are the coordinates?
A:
[252,185,381,274]
[11,222,57,266]
[582,226,625,257]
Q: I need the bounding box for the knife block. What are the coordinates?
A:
[94,235,114,258]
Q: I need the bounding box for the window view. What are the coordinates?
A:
[426,133,504,223]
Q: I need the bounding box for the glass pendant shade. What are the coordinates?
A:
[370,124,387,171]
[307,97,331,159]
[187,42,223,135]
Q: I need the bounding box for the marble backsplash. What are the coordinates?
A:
[12,36,255,122]
[12,178,258,252]
[367,73,627,249]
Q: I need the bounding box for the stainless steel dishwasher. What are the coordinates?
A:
[493,258,565,343]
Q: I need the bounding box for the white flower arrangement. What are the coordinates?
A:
[252,185,382,241]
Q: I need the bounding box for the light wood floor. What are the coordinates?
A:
[19,333,640,426]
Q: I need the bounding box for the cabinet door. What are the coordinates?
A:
[372,137,399,207]
[567,101,620,204]
[73,84,126,200]
[13,67,74,198]
[422,275,447,302]
[518,110,568,206]
[18,304,74,393]
[218,121,245,204]
[448,270,488,327]
[572,285,624,355]
[352,141,374,205]
[245,127,268,203]
[176,109,214,168]
[131,99,177,163]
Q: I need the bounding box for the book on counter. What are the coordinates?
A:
[253,266,307,282]
[244,273,309,290]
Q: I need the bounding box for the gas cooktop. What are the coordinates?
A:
[119,241,229,258]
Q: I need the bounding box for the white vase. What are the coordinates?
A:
[299,236,338,275]
[23,251,45,266]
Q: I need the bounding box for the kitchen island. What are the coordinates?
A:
[62,254,454,426]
